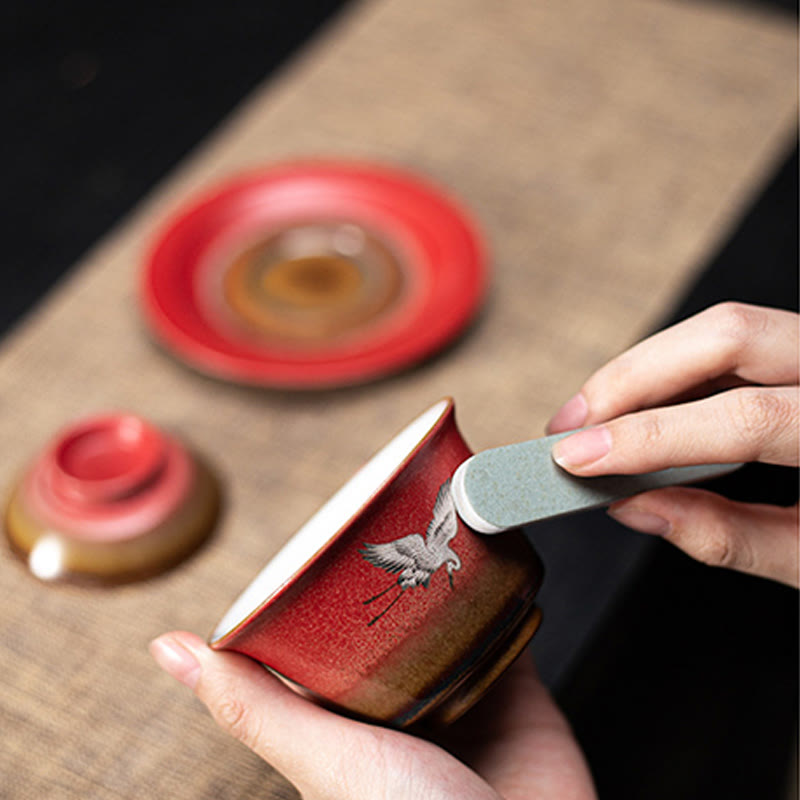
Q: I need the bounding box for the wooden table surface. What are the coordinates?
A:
[0,0,795,796]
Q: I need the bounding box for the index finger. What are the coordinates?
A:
[547,303,799,433]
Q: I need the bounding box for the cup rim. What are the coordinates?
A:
[210,397,455,646]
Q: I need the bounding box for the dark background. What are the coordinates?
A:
[4,1,798,798]
[2,0,349,337]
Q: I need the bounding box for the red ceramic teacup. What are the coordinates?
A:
[210,399,543,728]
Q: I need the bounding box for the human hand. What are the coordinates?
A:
[149,632,596,800]
[547,302,798,587]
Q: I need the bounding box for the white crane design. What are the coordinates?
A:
[360,479,462,626]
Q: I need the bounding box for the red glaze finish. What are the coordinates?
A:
[22,414,193,542]
[140,161,487,388]
[212,400,543,727]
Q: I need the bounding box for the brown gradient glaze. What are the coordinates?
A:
[221,222,406,344]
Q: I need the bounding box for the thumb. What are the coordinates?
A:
[607,488,799,587]
[148,631,353,798]
[148,632,494,800]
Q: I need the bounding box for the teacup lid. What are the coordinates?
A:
[4,413,220,583]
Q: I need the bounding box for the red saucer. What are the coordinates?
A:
[141,162,487,388]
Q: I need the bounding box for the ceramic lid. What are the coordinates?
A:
[4,413,220,583]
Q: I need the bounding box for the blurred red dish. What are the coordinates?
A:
[140,162,487,388]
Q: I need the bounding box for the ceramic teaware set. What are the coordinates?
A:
[4,162,737,729]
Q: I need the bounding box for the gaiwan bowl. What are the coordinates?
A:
[210,399,543,728]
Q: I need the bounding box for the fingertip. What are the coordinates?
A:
[551,426,612,472]
[161,630,209,654]
[546,393,589,434]
[607,500,671,536]
[149,632,204,689]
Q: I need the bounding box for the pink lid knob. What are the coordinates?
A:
[50,415,167,505]
[18,412,195,543]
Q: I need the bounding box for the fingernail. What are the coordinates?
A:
[149,634,202,689]
[552,426,611,470]
[546,393,588,434]
[607,504,670,536]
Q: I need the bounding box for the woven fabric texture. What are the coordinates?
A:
[0,0,795,796]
